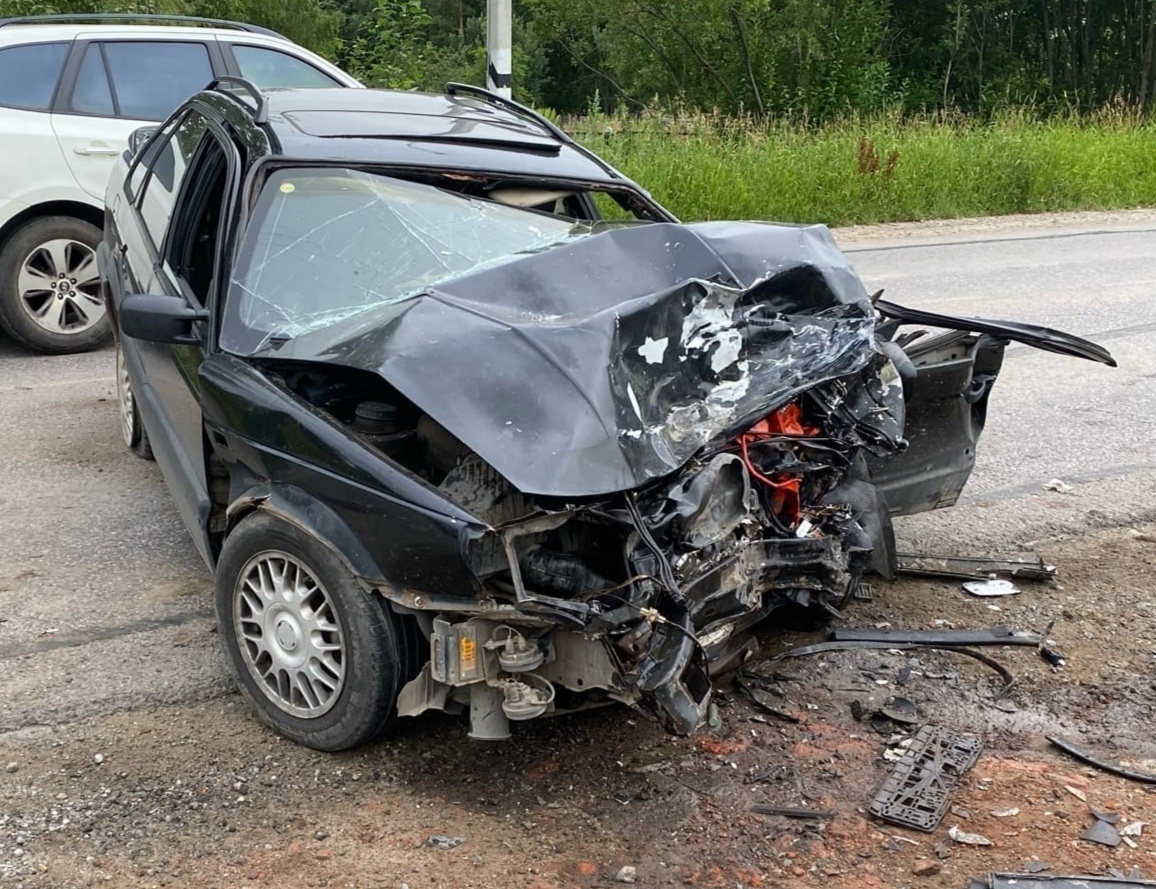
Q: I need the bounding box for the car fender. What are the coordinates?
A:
[0,183,102,229]
[226,481,392,588]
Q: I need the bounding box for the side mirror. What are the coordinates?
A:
[129,125,159,158]
[120,294,208,345]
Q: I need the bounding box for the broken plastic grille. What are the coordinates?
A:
[869,725,983,832]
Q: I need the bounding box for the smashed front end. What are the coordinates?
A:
[321,223,938,737]
[224,181,1114,739]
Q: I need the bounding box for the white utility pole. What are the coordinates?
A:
[486,0,513,98]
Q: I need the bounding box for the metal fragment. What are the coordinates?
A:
[895,552,1057,581]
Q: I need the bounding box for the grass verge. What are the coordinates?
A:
[560,107,1156,226]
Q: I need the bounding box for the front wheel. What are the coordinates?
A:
[215,512,406,750]
[0,216,110,354]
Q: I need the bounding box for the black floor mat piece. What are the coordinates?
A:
[869,724,983,832]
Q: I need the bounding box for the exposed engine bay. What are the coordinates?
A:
[245,221,1114,740]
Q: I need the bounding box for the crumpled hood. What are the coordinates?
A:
[270,221,880,497]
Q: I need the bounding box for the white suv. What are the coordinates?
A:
[0,14,360,353]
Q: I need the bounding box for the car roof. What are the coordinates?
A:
[256,88,625,183]
[0,19,290,47]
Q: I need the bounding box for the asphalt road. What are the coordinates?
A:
[1,217,1154,736]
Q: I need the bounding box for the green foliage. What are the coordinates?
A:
[532,0,894,118]
[0,0,187,14]
[564,107,1156,225]
[194,0,341,57]
[345,0,433,88]
[0,0,340,56]
[9,0,1156,124]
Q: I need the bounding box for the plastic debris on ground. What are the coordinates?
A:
[870,725,983,832]
[963,579,1021,597]
[1082,817,1123,847]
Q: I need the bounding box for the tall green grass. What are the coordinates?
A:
[560,107,1156,226]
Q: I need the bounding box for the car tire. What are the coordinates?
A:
[0,216,110,354]
[116,343,153,459]
[215,512,406,751]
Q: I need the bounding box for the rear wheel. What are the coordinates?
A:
[0,216,110,354]
[215,512,406,750]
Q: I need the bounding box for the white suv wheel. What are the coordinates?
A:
[0,215,110,354]
[18,237,104,335]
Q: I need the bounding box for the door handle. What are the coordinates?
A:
[74,144,121,157]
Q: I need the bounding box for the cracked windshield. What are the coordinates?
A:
[222,168,594,354]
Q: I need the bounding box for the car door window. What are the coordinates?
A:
[165,134,231,312]
[232,45,339,89]
[69,41,213,121]
[137,113,209,251]
[0,42,69,110]
[69,44,115,115]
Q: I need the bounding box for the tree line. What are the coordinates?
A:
[7,0,1156,117]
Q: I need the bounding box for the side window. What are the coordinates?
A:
[232,45,339,89]
[137,114,209,250]
[69,41,213,120]
[588,191,641,222]
[70,44,115,115]
[166,135,231,310]
[0,42,68,111]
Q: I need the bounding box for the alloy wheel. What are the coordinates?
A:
[233,551,347,718]
[17,238,105,334]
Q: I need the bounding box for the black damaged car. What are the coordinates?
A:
[100,79,1115,750]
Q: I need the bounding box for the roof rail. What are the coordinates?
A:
[0,13,286,39]
[445,82,620,179]
[446,82,573,143]
[208,76,269,125]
